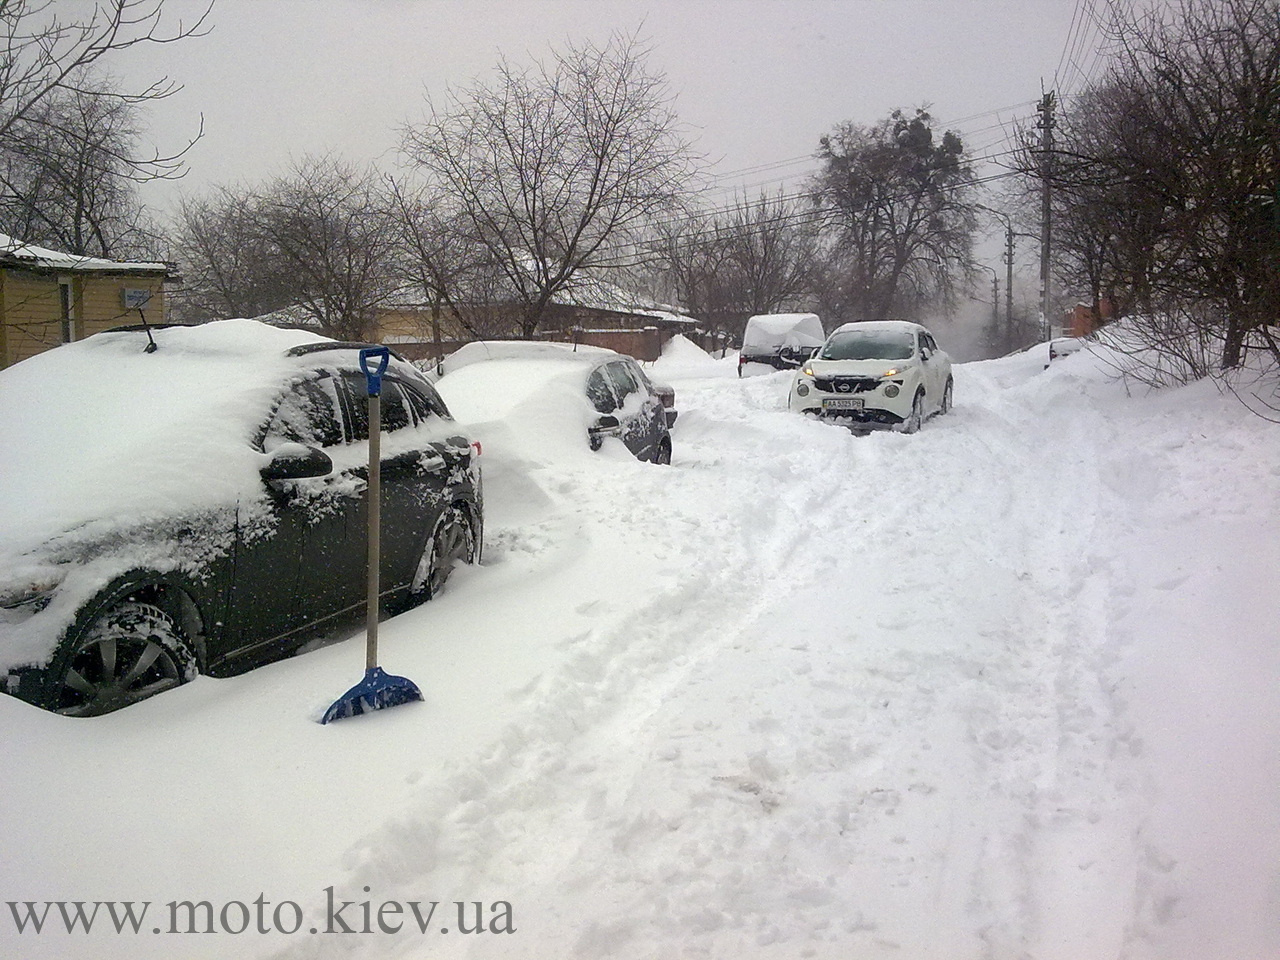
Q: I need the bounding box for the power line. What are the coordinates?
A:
[695,100,1041,199]
[645,161,1028,240]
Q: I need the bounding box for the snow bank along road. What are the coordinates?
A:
[1,345,1276,960]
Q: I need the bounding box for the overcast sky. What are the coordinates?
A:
[121,0,1105,221]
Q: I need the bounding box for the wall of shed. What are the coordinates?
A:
[1,270,167,368]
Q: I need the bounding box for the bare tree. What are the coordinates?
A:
[0,0,208,248]
[811,108,977,322]
[1027,0,1280,375]
[721,190,817,315]
[171,157,403,339]
[402,32,699,336]
[655,190,817,340]
[0,75,162,257]
[170,186,295,322]
[386,177,517,344]
[653,219,734,326]
[255,155,402,341]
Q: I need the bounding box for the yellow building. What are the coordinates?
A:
[0,235,176,369]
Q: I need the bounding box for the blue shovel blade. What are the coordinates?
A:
[320,666,423,724]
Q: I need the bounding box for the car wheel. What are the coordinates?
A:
[654,437,672,465]
[941,378,954,414]
[902,391,925,434]
[52,601,196,717]
[410,503,476,602]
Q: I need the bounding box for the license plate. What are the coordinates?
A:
[822,397,864,410]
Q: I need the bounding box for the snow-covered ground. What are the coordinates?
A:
[2,337,1277,960]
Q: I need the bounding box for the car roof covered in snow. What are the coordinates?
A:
[829,319,933,338]
[0,319,408,562]
[434,357,599,422]
[438,340,621,377]
[741,313,825,351]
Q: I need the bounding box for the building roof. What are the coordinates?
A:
[384,266,700,327]
[0,234,173,275]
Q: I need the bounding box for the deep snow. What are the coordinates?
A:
[1,335,1276,960]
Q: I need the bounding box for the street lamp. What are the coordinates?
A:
[975,204,1015,345]
[975,204,1043,348]
[975,263,1000,353]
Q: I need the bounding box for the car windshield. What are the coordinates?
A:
[820,330,915,361]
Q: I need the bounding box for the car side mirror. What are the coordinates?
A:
[591,415,621,432]
[587,415,621,451]
[261,443,333,481]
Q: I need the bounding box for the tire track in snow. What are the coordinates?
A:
[268,374,878,960]
[268,360,1144,960]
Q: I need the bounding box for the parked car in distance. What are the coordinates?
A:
[434,341,676,464]
[1047,336,1088,367]
[788,319,953,433]
[738,313,826,377]
[0,320,482,716]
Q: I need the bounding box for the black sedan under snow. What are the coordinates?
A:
[0,320,482,716]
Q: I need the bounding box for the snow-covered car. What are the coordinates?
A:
[435,341,676,464]
[788,319,953,432]
[737,313,826,377]
[1046,336,1088,366]
[0,320,482,716]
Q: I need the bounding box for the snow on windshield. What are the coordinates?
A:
[821,329,916,361]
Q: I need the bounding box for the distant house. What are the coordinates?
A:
[252,268,708,364]
[0,235,177,369]
[374,274,702,363]
[1062,297,1117,338]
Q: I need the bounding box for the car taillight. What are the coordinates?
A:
[470,441,482,458]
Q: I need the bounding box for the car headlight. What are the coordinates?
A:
[801,362,815,377]
[0,575,64,612]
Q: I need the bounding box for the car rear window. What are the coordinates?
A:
[402,381,451,421]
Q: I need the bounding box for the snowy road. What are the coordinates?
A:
[2,341,1277,960]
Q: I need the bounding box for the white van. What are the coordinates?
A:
[738,313,825,377]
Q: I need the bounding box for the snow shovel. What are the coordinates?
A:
[320,346,424,723]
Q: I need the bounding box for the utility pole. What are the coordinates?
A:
[1003,222,1015,348]
[990,273,1000,333]
[1036,90,1056,342]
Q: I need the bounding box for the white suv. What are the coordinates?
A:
[787,320,953,432]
